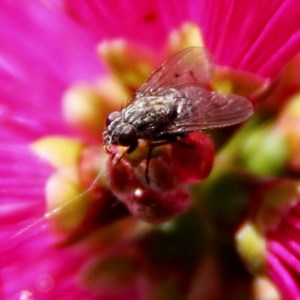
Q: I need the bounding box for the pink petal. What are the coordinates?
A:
[267,201,300,299]
[267,252,300,300]
[0,1,102,139]
[64,0,300,77]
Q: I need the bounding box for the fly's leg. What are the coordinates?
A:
[145,144,154,185]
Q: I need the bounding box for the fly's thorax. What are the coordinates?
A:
[123,89,180,137]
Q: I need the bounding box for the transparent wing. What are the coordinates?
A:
[137,47,213,95]
[159,86,253,134]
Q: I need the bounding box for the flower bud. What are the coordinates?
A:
[171,132,214,184]
[107,156,192,223]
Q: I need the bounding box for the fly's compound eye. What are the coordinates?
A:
[119,126,137,146]
[106,111,121,127]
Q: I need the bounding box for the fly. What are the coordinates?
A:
[103,47,253,183]
[13,47,254,239]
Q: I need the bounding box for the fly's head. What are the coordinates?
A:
[103,111,138,153]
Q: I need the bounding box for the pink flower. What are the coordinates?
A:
[2,1,300,299]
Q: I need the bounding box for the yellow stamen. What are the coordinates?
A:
[46,172,91,232]
[63,84,120,135]
[253,276,280,300]
[235,222,266,273]
[280,93,300,119]
[167,22,205,53]
[31,136,84,169]
[96,75,130,107]
[98,40,155,89]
